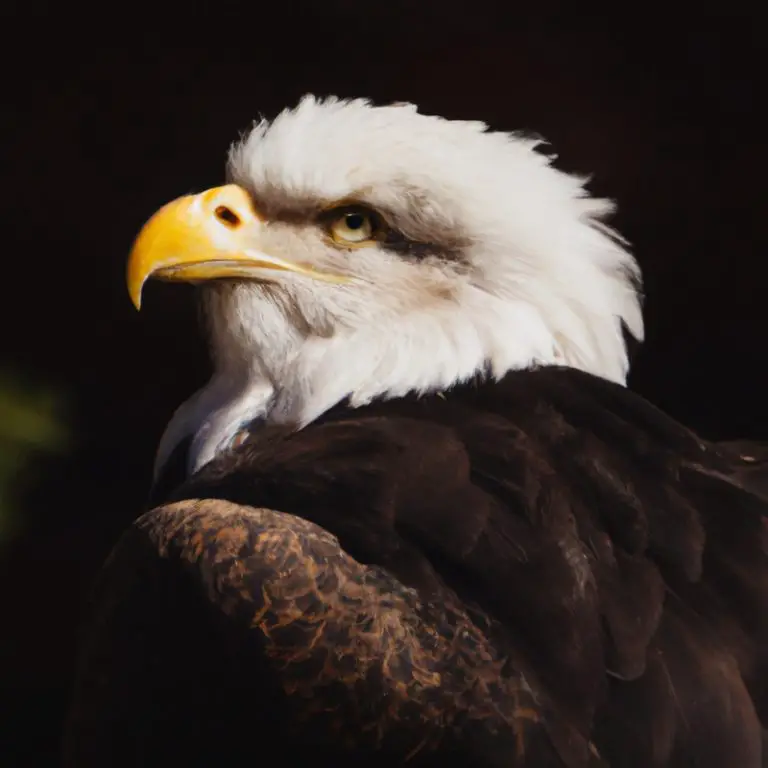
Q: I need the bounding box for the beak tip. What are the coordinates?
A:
[128,278,145,311]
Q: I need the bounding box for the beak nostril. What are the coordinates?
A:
[215,205,241,228]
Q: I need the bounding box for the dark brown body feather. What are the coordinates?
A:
[64,366,768,767]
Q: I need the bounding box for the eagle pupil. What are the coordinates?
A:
[346,213,365,230]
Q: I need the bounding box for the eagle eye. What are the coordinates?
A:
[324,205,382,247]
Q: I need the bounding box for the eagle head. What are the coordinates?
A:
[127,95,643,480]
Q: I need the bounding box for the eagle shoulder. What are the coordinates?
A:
[66,367,768,767]
[65,498,578,767]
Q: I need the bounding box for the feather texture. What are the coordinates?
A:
[65,367,768,767]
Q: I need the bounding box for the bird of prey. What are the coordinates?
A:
[64,96,768,768]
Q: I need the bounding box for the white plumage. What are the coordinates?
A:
[152,95,644,479]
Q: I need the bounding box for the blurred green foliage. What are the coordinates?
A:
[0,371,71,545]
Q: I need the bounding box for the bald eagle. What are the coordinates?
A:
[64,97,768,768]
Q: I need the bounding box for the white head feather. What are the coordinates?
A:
[154,95,643,479]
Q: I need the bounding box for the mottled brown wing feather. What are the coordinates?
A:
[64,499,590,768]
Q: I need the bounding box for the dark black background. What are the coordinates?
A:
[0,7,764,766]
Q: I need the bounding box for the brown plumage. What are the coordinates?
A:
[64,366,768,767]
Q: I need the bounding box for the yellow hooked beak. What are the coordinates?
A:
[126,184,347,310]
